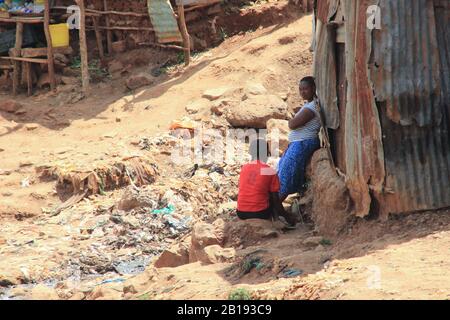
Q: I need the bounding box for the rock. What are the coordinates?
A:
[266,119,290,155]
[68,292,85,300]
[243,83,267,98]
[61,76,79,86]
[126,73,154,90]
[185,100,207,114]
[37,73,61,89]
[226,95,288,128]
[9,287,29,298]
[198,245,236,264]
[210,99,234,116]
[202,87,234,101]
[108,60,124,74]
[88,286,123,300]
[154,241,190,268]
[0,100,22,113]
[25,124,39,131]
[0,270,23,287]
[31,284,59,300]
[225,219,280,247]
[190,222,225,263]
[62,67,80,77]
[191,222,223,248]
[303,236,323,248]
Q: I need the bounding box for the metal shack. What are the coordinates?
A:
[312,0,449,217]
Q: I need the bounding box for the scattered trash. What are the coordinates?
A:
[151,205,175,215]
[99,278,126,286]
[21,177,31,188]
[281,268,303,278]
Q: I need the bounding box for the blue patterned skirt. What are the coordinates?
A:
[277,139,320,197]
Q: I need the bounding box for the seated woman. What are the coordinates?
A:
[278,76,321,202]
[236,138,296,225]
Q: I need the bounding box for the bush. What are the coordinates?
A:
[228,288,252,300]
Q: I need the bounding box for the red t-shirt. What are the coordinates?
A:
[237,160,280,212]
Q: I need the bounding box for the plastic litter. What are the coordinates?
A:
[151,204,175,215]
[282,268,303,278]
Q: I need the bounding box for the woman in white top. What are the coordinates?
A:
[277,76,321,202]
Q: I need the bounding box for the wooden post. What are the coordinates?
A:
[177,2,190,66]
[25,62,32,96]
[76,0,90,94]
[12,22,23,95]
[44,0,56,91]
[92,16,105,61]
[103,0,113,55]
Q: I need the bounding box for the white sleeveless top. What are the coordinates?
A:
[288,101,321,142]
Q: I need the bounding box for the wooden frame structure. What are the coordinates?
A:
[0,0,221,95]
[0,0,56,96]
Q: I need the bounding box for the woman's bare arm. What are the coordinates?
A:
[288,107,315,130]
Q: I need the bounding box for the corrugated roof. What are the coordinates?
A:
[147,0,182,43]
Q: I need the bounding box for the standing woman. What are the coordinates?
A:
[278,76,321,202]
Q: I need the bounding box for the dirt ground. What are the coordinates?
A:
[1,4,449,300]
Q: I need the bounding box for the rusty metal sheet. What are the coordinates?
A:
[369,0,443,127]
[374,0,450,214]
[314,0,450,216]
[342,0,385,217]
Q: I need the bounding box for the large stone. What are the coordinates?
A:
[185,99,208,114]
[154,240,190,268]
[243,82,267,98]
[191,222,222,249]
[303,236,323,248]
[126,73,154,90]
[198,245,236,264]
[225,219,280,247]
[0,100,22,113]
[190,222,225,263]
[30,284,60,300]
[0,269,23,287]
[226,95,288,128]
[202,87,235,101]
[266,119,290,155]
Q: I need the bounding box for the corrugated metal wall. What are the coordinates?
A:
[313,0,450,216]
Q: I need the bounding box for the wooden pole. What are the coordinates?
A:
[12,22,23,95]
[103,0,113,55]
[177,2,190,66]
[76,0,90,94]
[25,62,32,96]
[92,16,105,61]
[43,0,56,91]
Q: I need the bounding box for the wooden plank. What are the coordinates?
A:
[87,26,154,31]
[20,46,72,58]
[177,4,190,66]
[76,0,90,94]
[1,57,48,64]
[44,0,56,91]
[103,0,113,55]
[12,22,23,96]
